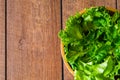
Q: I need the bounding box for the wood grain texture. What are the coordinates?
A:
[62,0,116,80]
[117,0,120,9]
[7,0,62,80]
[0,0,5,80]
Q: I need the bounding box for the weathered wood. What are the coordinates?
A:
[7,0,62,80]
[0,0,5,80]
[62,0,116,79]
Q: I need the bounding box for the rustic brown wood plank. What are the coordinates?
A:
[7,0,62,80]
[0,0,5,80]
[117,0,120,9]
[62,0,116,80]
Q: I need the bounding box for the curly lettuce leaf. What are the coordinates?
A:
[58,6,120,80]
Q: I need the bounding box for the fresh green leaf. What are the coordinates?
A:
[58,6,120,80]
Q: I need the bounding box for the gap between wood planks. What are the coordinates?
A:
[5,0,7,80]
[60,0,64,80]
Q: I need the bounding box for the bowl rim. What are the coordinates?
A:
[61,7,118,76]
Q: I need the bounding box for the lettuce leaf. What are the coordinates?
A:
[58,6,120,80]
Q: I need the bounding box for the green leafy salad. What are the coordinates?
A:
[58,6,120,80]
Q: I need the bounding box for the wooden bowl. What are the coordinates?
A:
[61,7,118,76]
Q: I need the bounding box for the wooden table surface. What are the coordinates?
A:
[0,0,120,80]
